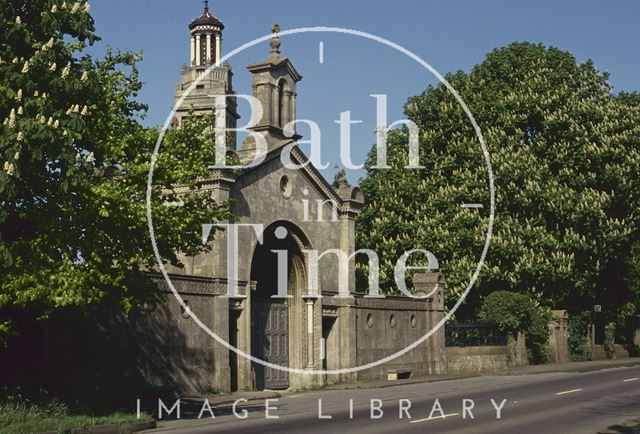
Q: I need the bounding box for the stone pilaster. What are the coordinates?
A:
[215,34,221,64]
[190,36,195,65]
[202,170,237,391]
[337,299,358,383]
[195,34,201,66]
[413,271,447,374]
[206,34,212,63]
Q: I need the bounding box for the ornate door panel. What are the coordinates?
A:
[252,302,289,389]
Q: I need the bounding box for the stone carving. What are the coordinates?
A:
[355,296,433,312]
[153,274,250,296]
[270,23,282,55]
[322,306,339,317]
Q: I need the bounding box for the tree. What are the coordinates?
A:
[478,290,551,363]
[0,1,226,341]
[357,42,640,320]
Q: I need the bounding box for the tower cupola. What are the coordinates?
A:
[174,2,239,148]
[189,0,224,66]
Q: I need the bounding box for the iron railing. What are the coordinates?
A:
[445,322,508,347]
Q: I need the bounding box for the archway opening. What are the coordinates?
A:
[249,223,307,390]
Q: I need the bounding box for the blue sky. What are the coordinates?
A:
[89,0,640,182]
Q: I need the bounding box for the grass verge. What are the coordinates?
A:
[0,397,151,434]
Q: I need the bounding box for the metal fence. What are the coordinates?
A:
[445,322,508,347]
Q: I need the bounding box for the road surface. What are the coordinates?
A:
[148,365,640,434]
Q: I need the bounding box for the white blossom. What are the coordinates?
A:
[8,109,16,129]
[84,3,91,13]
[39,114,46,124]
[86,152,95,163]
[16,89,22,100]
[48,116,54,126]
[53,119,60,129]
[75,152,82,161]
[81,105,88,116]
[16,132,23,142]
[17,106,23,115]
[34,90,39,97]
[14,151,20,161]
[80,70,89,81]
[15,16,21,25]
[49,62,57,72]
[12,57,18,64]
[4,161,13,175]
[61,62,71,79]
[73,104,80,113]
[61,2,67,10]
[21,62,29,74]
[51,4,58,13]
[71,2,81,13]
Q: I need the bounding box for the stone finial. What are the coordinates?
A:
[270,23,282,55]
[204,0,209,13]
[336,168,348,188]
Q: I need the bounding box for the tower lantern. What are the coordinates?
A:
[189,0,224,66]
[174,2,239,148]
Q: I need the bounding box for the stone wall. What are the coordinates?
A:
[546,310,570,363]
[351,295,446,381]
[41,267,451,397]
[446,346,511,375]
[446,332,528,375]
[319,272,447,384]
[43,276,224,399]
[584,344,631,361]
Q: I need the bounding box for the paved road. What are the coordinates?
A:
[149,365,640,434]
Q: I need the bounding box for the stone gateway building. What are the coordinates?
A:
[46,3,447,396]
[160,4,447,393]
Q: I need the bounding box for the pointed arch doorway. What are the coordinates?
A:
[249,222,309,390]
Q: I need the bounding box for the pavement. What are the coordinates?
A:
[144,358,640,434]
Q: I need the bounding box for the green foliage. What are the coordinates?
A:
[0,1,227,340]
[357,42,640,320]
[0,393,148,434]
[604,321,616,358]
[568,311,592,361]
[621,240,640,343]
[478,290,551,363]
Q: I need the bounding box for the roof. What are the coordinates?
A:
[189,3,224,30]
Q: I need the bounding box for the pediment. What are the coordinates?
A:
[237,143,340,204]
